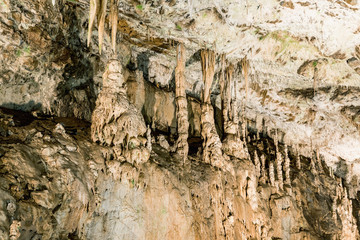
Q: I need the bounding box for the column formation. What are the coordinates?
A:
[200,49,224,168]
[220,55,248,159]
[175,43,189,162]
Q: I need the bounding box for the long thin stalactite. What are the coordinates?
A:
[241,56,249,100]
[88,0,119,53]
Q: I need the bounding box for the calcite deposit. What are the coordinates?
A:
[91,59,150,165]
[1,0,360,239]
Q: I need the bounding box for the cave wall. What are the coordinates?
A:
[1,0,360,239]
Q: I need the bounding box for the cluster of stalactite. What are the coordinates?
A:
[88,0,118,53]
[199,49,225,168]
[171,48,250,168]
[84,1,252,168]
[260,131,294,193]
[89,43,353,208]
[91,59,150,165]
[220,54,248,161]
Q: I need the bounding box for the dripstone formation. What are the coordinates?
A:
[1,0,360,239]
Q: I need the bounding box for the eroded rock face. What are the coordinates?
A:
[0,109,359,239]
[0,0,98,121]
[2,0,360,239]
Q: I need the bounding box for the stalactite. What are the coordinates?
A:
[219,54,227,122]
[151,119,155,131]
[220,56,246,160]
[269,161,275,187]
[329,166,334,178]
[260,154,266,178]
[98,0,108,53]
[296,144,301,170]
[313,64,318,96]
[344,186,348,200]
[274,129,279,153]
[242,122,246,142]
[273,129,283,189]
[254,151,261,177]
[276,152,283,190]
[310,153,317,175]
[175,43,189,162]
[201,49,215,104]
[200,49,223,167]
[339,177,343,189]
[316,148,323,172]
[146,125,152,152]
[255,115,262,141]
[230,64,237,124]
[241,56,249,100]
[222,60,236,135]
[332,195,338,222]
[110,0,118,52]
[88,0,116,53]
[284,145,291,185]
[87,0,99,47]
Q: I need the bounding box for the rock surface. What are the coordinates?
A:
[0,109,359,240]
[1,0,360,239]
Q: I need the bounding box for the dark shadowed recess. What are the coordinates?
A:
[54,4,96,120]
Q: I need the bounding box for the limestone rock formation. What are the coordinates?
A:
[220,56,248,160]
[91,59,149,164]
[1,108,358,239]
[1,0,360,239]
[174,43,189,162]
[200,49,225,169]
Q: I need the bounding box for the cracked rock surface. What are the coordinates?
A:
[1,0,360,239]
[0,109,359,239]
